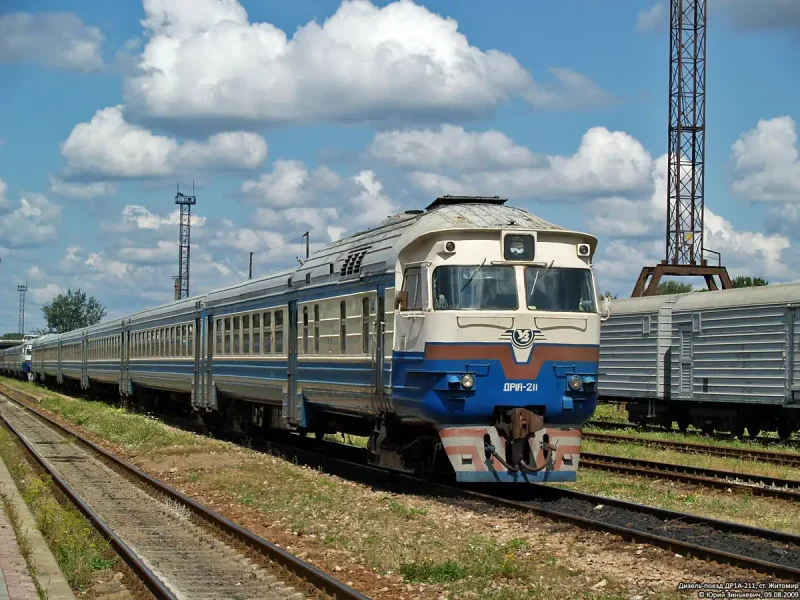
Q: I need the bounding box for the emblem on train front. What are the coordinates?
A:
[500,328,545,363]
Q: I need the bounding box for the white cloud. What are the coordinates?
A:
[0,177,8,210]
[0,12,104,73]
[716,0,800,31]
[704,210,790,279]
[730,116,800,202]
[409,126,653,200]
[369,124,538,170]
[522,68,615,111]
[120,204,209,230]
[0,192,60,248]
[123,0,610,129]
[242,161,343,208]
[60,105,268,179]
[635,2,667,33]
[30,283,66,305]
[49,175,116,200]
[637,1,800,34]
[350,170,398,227]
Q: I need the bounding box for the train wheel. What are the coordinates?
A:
[747,426,761,439]
[777,423,793,442]
[730,422,745,438]
[677,416,690,433]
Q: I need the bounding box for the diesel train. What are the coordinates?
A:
[598,285,800,440]
[5,196,605,483]
[0,335,36,381]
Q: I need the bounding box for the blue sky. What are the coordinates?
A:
[0,0,799,333]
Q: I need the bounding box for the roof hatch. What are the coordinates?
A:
[425,195,508,211]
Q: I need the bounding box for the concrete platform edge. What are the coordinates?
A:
[0,455,76,600]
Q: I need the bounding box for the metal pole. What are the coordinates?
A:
[304,231,309,260]
[249,252,253,279]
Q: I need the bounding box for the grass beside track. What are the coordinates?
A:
[591,404,800,448]
[0,378,702,599]
[0,423,117,592]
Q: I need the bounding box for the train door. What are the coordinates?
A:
[193,311,204,410]
[204,314,217,411]
[788,307,800,404]
[57,341,63,384]
[285,301,299,427]
[374,286,389,413]
[679,326,693,397]
[120,324,130,396]
[81,334,89,389]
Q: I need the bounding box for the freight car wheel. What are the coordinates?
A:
[777,423,793,442]
[730,422,745,438]
[747,426,761,439]
[677,417,690,433]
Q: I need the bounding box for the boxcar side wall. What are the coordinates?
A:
[669,304,789,406]
[598,310,661,400]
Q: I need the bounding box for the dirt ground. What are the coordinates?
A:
[0,380,786,600]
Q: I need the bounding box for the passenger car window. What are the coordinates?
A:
[432,265,517,310]
[525,267,596,312]
[402,268,422,310]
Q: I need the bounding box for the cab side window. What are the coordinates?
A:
[403,267,422,310]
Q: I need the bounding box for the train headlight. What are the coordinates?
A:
[568,375,583,391]
[461,374,475,389]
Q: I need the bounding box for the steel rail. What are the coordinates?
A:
[0,388,370,600]
[0,413,179,600]
[584,431,800,468]
[580,452,800,501]
[4,383,800,581]
[587,419,800,448]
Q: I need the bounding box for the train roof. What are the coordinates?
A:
[671,280,800,311]
[609,281,800,316]
[608,294,684,315]
[34,196,596,343]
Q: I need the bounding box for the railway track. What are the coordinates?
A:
[0,393,369,600]
[3,384,800,582]
[587,419,800,449]
[583,431,800,468]
[580,452,800,500]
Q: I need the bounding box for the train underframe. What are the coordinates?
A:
[31,373,579,482]
[615,397,800,441]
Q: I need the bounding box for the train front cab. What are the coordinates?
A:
[392,228,601,483]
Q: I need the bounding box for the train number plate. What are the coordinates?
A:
[503,383,538,392]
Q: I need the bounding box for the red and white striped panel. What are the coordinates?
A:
[437,425,583,473]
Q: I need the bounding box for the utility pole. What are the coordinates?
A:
[631,0,731,296]
[248,252,254,279]
[17,283,27,335]
[174,182,197,299]
[303,231,310,260]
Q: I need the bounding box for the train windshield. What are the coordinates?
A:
[525,267,596,312]
[24,345,32,358]
[432,265,518,310]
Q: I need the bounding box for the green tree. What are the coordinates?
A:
[1,333,22,340]
[731,275,768,288]
[41,289,107,334]
[603,291,619,299]
[656,281,694,295]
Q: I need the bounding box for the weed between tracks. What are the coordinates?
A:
[582,440,800,481]
[0,424,117,592]
[591,404,800,448]
[2,378,742,598]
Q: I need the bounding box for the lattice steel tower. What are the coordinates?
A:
[17,284,27,335]
[174,183,196,300]
[631,0,731,296]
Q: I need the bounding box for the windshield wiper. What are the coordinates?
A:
[461,258,487,292]
[529,259,554,297]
